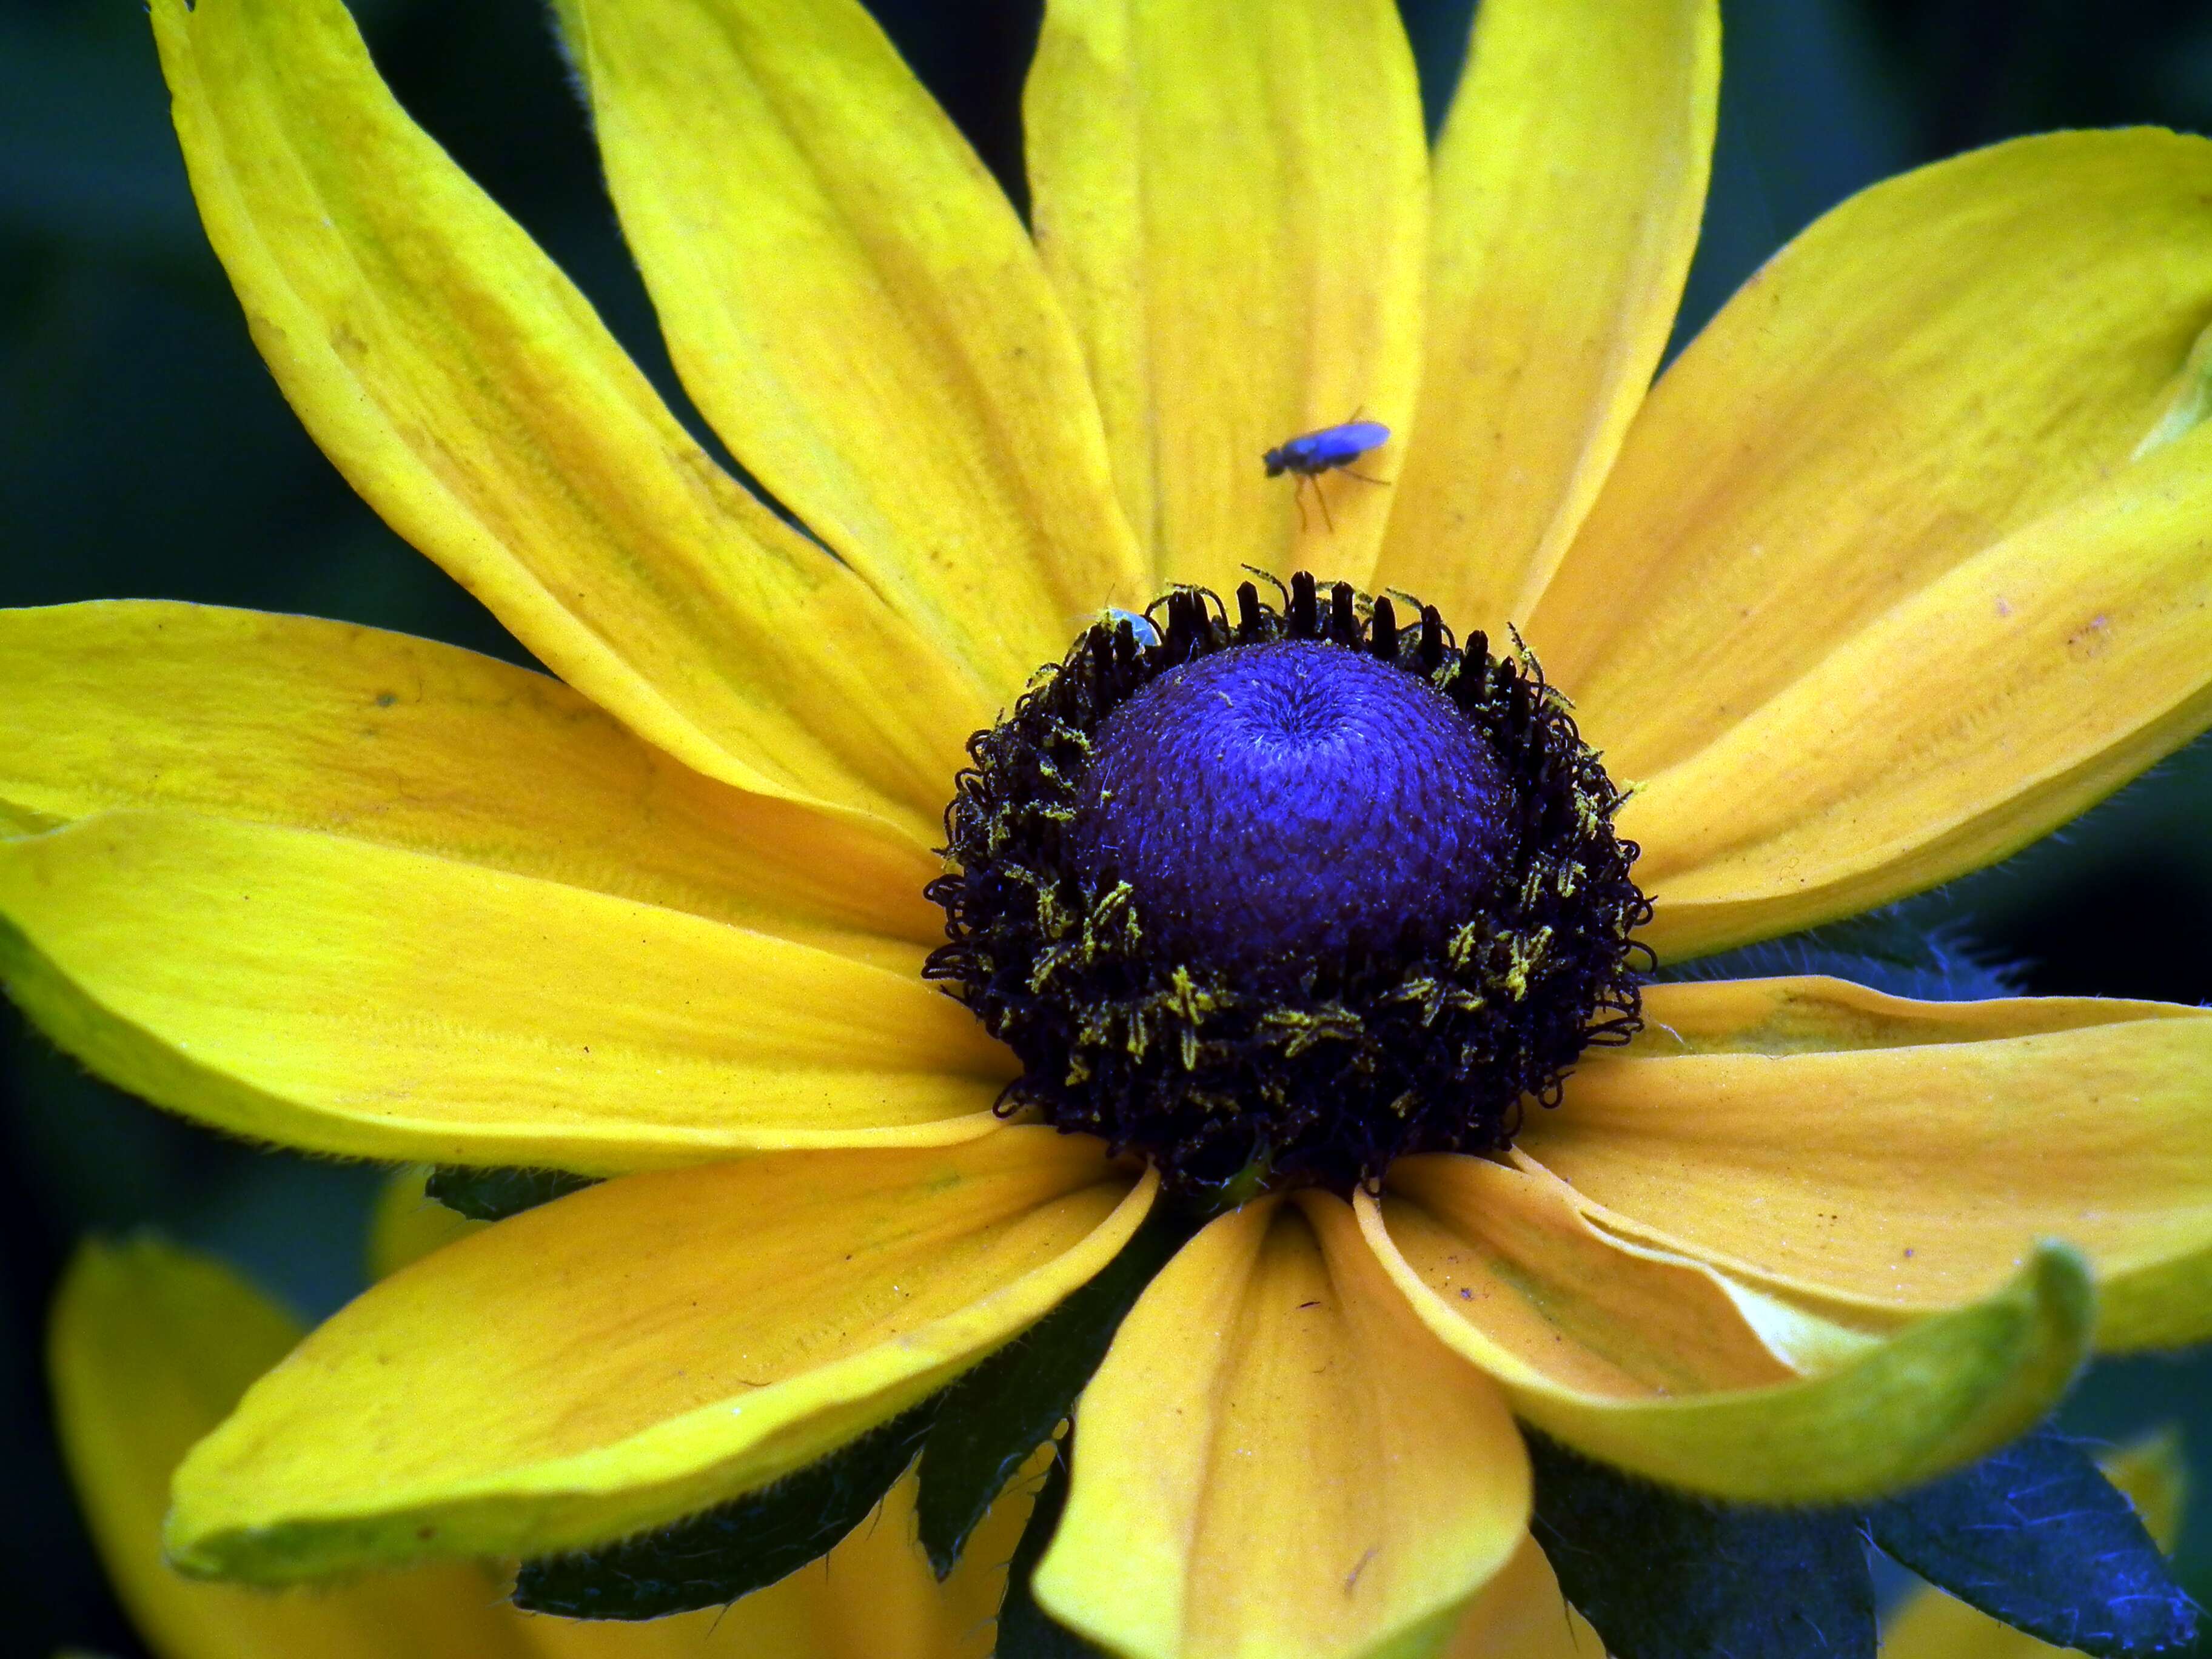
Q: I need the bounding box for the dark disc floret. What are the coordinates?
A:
[924,573,1652,1193]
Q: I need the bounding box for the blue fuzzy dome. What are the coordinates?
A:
[1071,641,1512,986]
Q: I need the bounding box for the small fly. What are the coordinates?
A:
[1262,419,1392,532]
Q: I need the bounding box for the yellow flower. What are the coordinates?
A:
[53,1219,1607,1659]
[47,1230,1022,1659]
[50,1228,2178,1659]
[6,0,2212,1654]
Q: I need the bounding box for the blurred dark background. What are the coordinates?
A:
[6,0,2212,1651]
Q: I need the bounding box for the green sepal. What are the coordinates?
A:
[1869,1427,2196,1657]
[509,1398,939,1620]
[1533,1421,2198,1659]
[995,1437,1110,1658]
[916,1204,1196,1578]
[1527,1432,1876,1659]
[424,1165,599,1221]
[1654,902,2021,1002]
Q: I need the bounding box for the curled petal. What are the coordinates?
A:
[1358,1166,2091,1503]
[1521,978,2212,1350]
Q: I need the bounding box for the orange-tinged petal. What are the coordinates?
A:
[1373,1156,1800,1401]
[1359,1178,2090,1504]
[1518,978,2212,1351]
[0,602,942,968]
[563,0,1143,697]
[1375,0,1717,629]
[169,1133,1150,1581]
[50,1237,536,1659]
[1024,0,1427,591]
[0,811,1012,1171]
[1438,1533,1597,1659]
[1524,132,2212,951]
[1036,1194,1527,1659]
[150,0,983,839]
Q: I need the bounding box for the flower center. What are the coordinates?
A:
[1070,642,1512,987]
[925,574,1650,1195]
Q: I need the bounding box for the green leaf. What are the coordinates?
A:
[1533,1423,2197,1659]
[1869,1427,2197,1657]
[509,1397,938,1620]
[915,1204,1195,1577]
[1528,1432,1875,1659]
[424,1165,598,1221]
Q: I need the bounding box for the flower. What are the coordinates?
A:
[52,1227,2176,1659]
[50,1219,1609,1659]
[6,0,2212,1654]
[46,1224,1024,1659]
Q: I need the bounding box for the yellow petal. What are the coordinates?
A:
[1438,1534,1598,1659]
[1518,978,2212,1351]
[1626,422,2212,957]
[1540,128,2212,771]
[0,811,1012,1170]
[59,1231,1001,1659]
[561,0,1143,695]
[1360,1178,2090,1504]
[711,1463,1036,1659]
[1879,1433,2189,1659]
[0,601,942,968]
[150,0,983,838]
[1024,0,1427,591]
[1375,0,1717,629]
[1036,1193,1528,1659]
[2103,1431,2190,1557]
[170,1131,1150,1581]
[1521,132,2212,952]
[367,1168,485,1282]
[50,1237,534,1659]
[1880,1586,2077,1659]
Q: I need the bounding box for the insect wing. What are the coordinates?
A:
[1299,420,1390,464]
